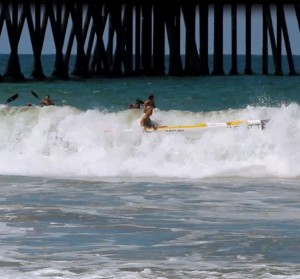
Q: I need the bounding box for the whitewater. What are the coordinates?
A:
[0,103,300,179]
[1,67,300,278]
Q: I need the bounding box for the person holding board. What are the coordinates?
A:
[140,106,156,130]
[143,94,155,112]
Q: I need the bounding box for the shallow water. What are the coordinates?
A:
[1,176,300,278]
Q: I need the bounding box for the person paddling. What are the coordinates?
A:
[40,95,54,106]
[129,99,144,109]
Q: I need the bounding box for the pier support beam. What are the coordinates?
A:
[262,4,269,75]
[199,3,209,75]
[182,2,201,75]
[0,1,299,81]
[264,5,281,75]
[230,3,238,75]
[153,3,165,75]
[244,4,253,74]
[165,3,183,75]
[212,3,224,75]
[49,1,69,79]
[278,4,297,75]
[141,2,152,75]
[3,1,24,80]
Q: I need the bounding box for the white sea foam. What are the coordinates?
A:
[0,104,300,178]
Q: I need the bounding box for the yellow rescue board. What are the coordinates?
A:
[144,119,269,132]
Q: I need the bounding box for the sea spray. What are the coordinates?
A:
[1,104,300,178]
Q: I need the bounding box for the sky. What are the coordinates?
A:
[0,4,299,56]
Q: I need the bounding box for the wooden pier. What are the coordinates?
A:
[0,1,299,81]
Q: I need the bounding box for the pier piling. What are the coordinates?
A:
[0,1,298,81]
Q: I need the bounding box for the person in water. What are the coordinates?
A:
[143,94,155,112]
[40,95,54,106]
[129,99,144,109]
[140,106,156,130]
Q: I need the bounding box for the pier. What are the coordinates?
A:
[0,1,299,81]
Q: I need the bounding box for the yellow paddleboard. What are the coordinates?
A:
[144,119,269,132]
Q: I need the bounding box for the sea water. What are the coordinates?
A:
[1,55,300,278]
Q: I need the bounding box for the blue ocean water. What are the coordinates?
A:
[1,55,300,278]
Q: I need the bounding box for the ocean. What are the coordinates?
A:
[1,55,300,278]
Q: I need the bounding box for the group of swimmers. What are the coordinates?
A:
[38,94,156,131]
[6,91,153,130]
[129,94,156,130]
